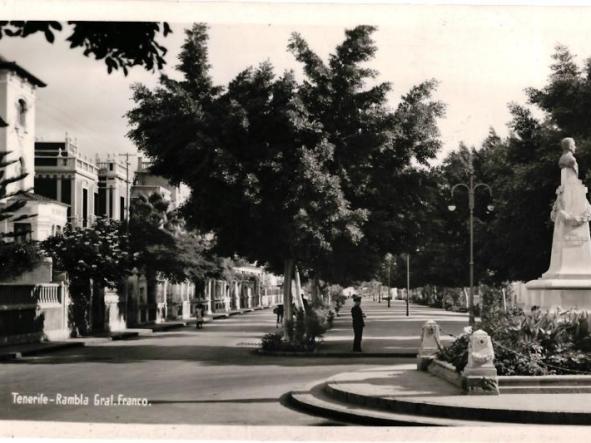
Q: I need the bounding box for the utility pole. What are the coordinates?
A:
[118,153,136,226]
[406,253,410,317]
[386,254,392,308]
[117,152,136,328]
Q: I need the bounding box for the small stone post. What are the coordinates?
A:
[417,320,442,370]
[462,329,499,395]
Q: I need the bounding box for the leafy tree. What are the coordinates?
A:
[0,241,42,281]
[0,21,171,75]
[127,24,368,326]
[467,45,591,283]
[288,26,445,284]
[0,148,41,280]
[128,192,216,320]
[41,218,130,334]
[423,45,591,285]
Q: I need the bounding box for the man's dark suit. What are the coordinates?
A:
[351,303,365,352]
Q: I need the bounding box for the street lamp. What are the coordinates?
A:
[448,149,493,327]
[385,253,393,308]
[404,248,420,317]
[405,253,410,317]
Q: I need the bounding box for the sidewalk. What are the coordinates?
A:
[288,363,591,425]
[0,307,270,361]
[318,298,468,355]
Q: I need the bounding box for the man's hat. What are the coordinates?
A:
[353,295,361,301]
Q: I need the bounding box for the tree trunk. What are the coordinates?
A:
[294,265,304,312]
[146,270,158,323]
[311,277,321,306]
[283,259,294,339]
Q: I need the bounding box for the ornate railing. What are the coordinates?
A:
[0,284,64,307]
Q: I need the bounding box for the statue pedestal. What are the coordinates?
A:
[525,279,591,311]
[526,157,591,311]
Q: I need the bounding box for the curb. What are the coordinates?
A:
[109,331,140,341]
[0,341,85,361]
[255,349,416,358]
[325,380,591,425]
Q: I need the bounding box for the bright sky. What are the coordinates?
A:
[3,3,591,162]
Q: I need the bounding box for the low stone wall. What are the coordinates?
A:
[0,283,69,345]
[427,359,463,388]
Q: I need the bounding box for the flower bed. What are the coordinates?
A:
[260,305,334,353]
[438,305,591,376]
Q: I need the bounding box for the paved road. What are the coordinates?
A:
[0,301,461,426]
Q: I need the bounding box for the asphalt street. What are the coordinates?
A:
[0,300,465,426]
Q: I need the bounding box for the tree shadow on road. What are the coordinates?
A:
[3,343,414,367]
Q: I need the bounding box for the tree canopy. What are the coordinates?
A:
[0,21,171,75]
[127,23,445,288]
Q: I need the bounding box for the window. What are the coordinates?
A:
[82,188,88,227]
[17,99,27,128]
[120,196,125,221]
[34,177,57,200]
[13,223,32,243]
[108,188,113,218]
[61,178,71,205]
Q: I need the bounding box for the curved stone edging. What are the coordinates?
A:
[326,377,591,425]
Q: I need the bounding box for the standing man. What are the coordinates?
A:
[351,295,365,352]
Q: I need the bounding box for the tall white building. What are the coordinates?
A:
[0,56,67,241]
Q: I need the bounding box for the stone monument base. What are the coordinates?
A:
[525,278,591,310]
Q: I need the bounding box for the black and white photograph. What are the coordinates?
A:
[3,1,591,441]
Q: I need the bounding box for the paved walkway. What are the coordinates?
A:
[0,307,414,427]
[289,363,591,426]
[319,298,468,354]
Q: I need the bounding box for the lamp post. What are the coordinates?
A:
[405,253,410,317]
[448,150,493,327]
[385,253,393,308]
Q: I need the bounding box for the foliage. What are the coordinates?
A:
[439,305,591,375]
[437,332,470,373]
[0,241,42,280]
[128,193,216,284]
[260,306,331,352]
[334,293,347,315]
[441,287,463,310]
[41,218,130,288]
[128,24,367,284]
[0,21,172,75]
[289,27,445,283]
[260,332,285,351]
[420,45,591,285]
[293,308,307,347]
[127,23,445,294]
[0,150,41,279]
[42,218,130,335]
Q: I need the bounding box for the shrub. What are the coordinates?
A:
[261,332,284,351]
[261,306,331,352]
[326,310,335,329]
[0,242,42,281]
[440,301,591,375]
[437,333,470,373]
[293,308,306,346]
[334,294,347,315]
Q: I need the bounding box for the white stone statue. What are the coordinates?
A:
[544,137,591,279]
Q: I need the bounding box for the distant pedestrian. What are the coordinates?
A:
[274,304,284,327]
[196,305,205,329]
[351,295,365,352]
